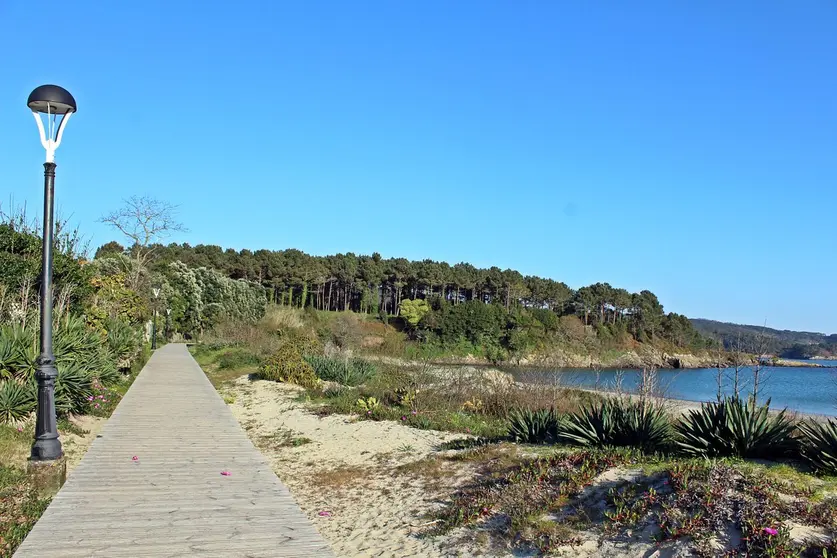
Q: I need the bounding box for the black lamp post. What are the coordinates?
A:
[165,308,172,341]
[27,85,77,462]
[151,287,160,350]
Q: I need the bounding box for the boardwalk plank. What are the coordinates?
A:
[14,344,333,557]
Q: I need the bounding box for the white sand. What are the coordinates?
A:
[62,414,107,474]
[225,377,480,558]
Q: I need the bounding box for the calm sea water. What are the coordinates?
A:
[509,366,837,417]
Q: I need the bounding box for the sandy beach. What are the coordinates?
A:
[220,374,836,557]
[219,377,712,558]
[224,377,481,558]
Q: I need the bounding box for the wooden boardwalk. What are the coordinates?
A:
[15,344,334,557]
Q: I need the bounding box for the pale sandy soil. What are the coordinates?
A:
[62,415,107,474]
[224,377,481,558]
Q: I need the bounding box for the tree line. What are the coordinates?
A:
[95,241,711,350]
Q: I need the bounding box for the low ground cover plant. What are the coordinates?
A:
[304,355,377,386]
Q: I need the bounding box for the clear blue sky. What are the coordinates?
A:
[1,2,835,333]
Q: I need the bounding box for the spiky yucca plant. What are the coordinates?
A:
[507,408,560,444]
[798,419,837,475]
[676,397,797,459]
[54,316,119,385]
[105,317,141,365]
[556,398,673,453]
[54,364,94,415]
[0,325,38,380]
[0,380,35,424]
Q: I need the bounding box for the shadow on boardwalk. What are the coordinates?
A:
[15,344,333,558]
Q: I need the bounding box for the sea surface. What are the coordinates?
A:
[509,365,837,417]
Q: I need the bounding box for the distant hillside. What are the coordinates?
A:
[690,318,837,358]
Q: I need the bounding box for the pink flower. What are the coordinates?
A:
[94,404,100,408]
[411,410,417,415]
[764,527,778,536]
[401,416,406,421]
[17,427,23,432]
[366,410,371,415]
[103,399,108,403]
[87,396,94,401]
[132,456,139,461]
[220,471,231,476]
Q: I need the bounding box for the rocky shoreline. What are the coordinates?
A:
[418,349,836,370]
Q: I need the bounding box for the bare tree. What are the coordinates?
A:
[99,196,186,289]
[715,341,725,402]
[726,333,750,400]
[749,321,773,407]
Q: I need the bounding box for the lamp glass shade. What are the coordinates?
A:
[27,85,77,114]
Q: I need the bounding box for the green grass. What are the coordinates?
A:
[0,465,50,558]
[314,394,507,438]
[191,346,260,388]
[0,424,31,470]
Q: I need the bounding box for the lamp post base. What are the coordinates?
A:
[27,456,66,498]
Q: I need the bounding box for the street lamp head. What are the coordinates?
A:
[28,85,77,114]
[27,84,77,164]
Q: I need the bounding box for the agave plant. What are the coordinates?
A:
[798,419,837,475]
[676,397,797,459]
[0,324,38,380]
[0,337,16,380]
[54,316,120,386]
[54,364,94,415]
[507,407,560,444]
[0,380,35,424]
[556,398,673,453]
[104,317,141,366]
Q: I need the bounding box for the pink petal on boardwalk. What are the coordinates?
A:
[220,471,231,476]
[318,511,332,517]
[132,456,139,461]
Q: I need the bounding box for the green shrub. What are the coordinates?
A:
[258,345,318,389]
[217,349,261,370]
[278,327,322,356]
[507,407,560,444]
[798,419,837,475]
[304,355,377,386]
[0,381,35,424]
[557,398,673,453]
[356,396,382,416]
[675,397,797,459]
[85,381,123,417]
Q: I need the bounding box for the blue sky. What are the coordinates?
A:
[1,2,835,333]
